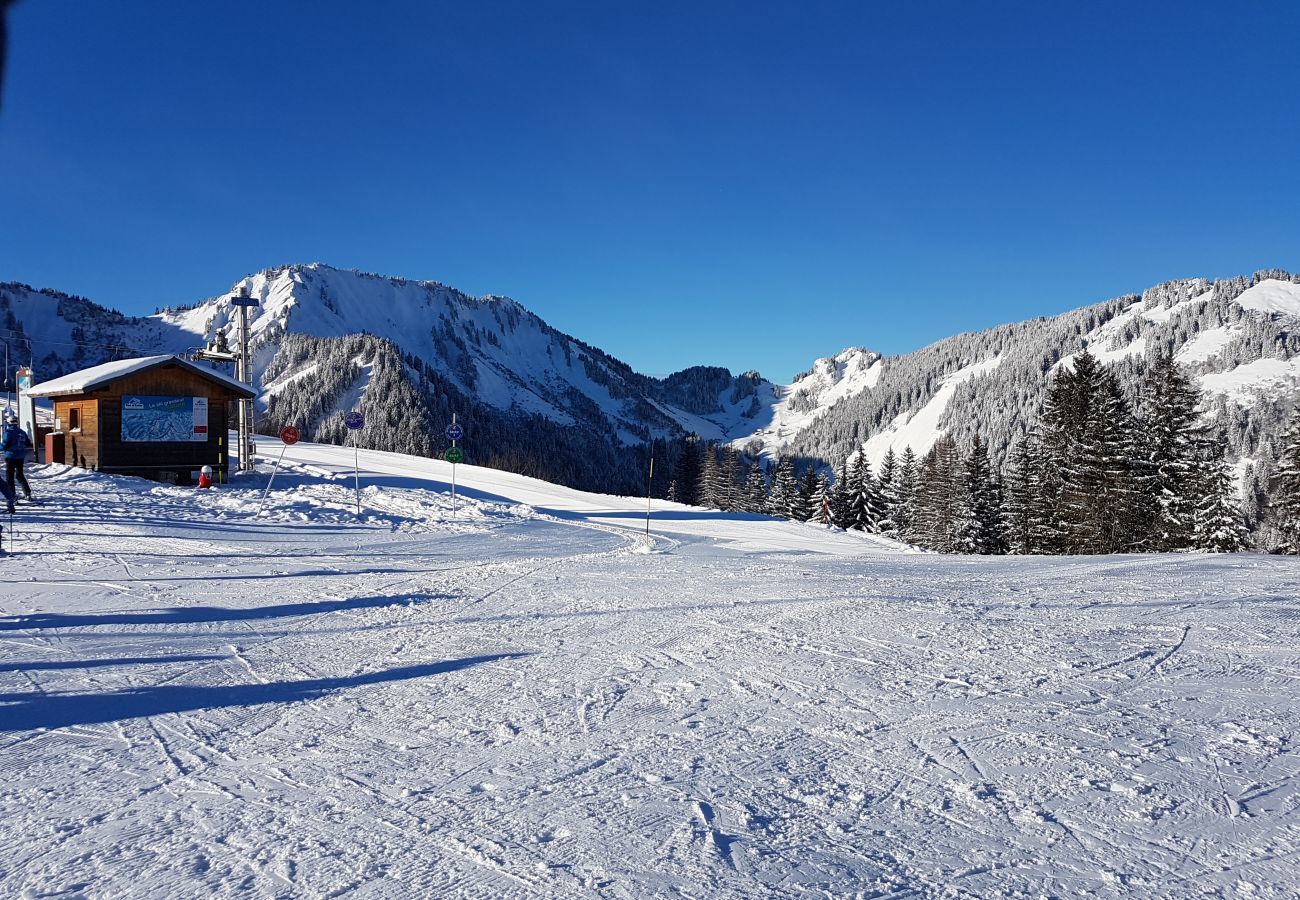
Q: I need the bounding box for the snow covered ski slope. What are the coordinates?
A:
[0,449,1297,898]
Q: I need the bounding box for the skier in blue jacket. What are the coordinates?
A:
[1,411,32,504]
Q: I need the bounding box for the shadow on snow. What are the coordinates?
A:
[0,653,529,731]
[0,593,452,631]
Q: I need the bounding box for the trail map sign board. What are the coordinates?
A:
[122,396,209,442]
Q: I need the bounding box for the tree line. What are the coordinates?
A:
[666,349,1300,554]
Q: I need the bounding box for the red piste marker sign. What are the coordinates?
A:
[280,426,300,445]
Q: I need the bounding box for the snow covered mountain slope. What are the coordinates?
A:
[735,347,883,462]
[2,450,1297,897]
[155,264,781,449]
[0,282,184,373]
[5,267,1300,498]
[777,271,1300,483]
[2,267,788,493]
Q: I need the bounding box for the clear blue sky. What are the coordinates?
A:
[2,1,1298,381]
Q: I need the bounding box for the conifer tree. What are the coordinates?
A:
[1192,446,1249,552]
[1035,350,1147,554]
[698,443,722,509]
[672,436,701,507]
[795,466,820,522]
[1002,435,1037,554]
[1271,415,1300,552]
[1141,352,1203,550]
[847,454,877,532]
[814,473,832,525]
[766,458,798,519]
[830,458,853,528]
[1050,351,1110,552]
[915,435,963,551]
[742,461,769,514]
[1092,371,1147,553]
[877,448,900,536]
[718,445,741,511]
[895,446,919,540]
[960,435,1007,554]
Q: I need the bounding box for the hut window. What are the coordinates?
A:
[69,407,81,431]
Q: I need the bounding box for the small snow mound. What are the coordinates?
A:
[628,540,657,555]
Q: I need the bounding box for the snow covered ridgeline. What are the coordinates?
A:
[1,456,1299,897]
[6,266,1300,506]
[162,264,785,445]
[781,273,1300,479]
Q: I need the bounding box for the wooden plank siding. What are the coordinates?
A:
[54,399,100,468]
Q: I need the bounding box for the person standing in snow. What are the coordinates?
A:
[1,412,32,503]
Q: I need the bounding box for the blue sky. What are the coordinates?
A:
[2,1,1298,381]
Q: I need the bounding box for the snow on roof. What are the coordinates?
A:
[25,355,255,399]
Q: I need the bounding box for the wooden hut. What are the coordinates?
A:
[26,355,255,484]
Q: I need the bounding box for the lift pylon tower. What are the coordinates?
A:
[191,285,259,473]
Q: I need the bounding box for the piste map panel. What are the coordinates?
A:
[121,395,209,443]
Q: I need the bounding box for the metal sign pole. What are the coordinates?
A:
[646,456,654,536]
[256,444,289,517]
[343,411,365,515]
[255,426,299,517]
[443,413,464,519]
[238,300,250,471]
[354,431,361,515]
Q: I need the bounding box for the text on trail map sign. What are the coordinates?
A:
[445,422,463,442]
[344,411,364,430]
[279,426,300,446]
[445,447,464,464]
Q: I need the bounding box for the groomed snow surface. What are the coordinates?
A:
[2,443,1298,898]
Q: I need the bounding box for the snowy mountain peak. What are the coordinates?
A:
[727,346,884,462]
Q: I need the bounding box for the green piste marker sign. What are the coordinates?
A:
[445,447,464,464]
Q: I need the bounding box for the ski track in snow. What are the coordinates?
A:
[0,447,1297,898]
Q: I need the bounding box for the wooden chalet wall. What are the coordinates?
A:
[54,398,100,469]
